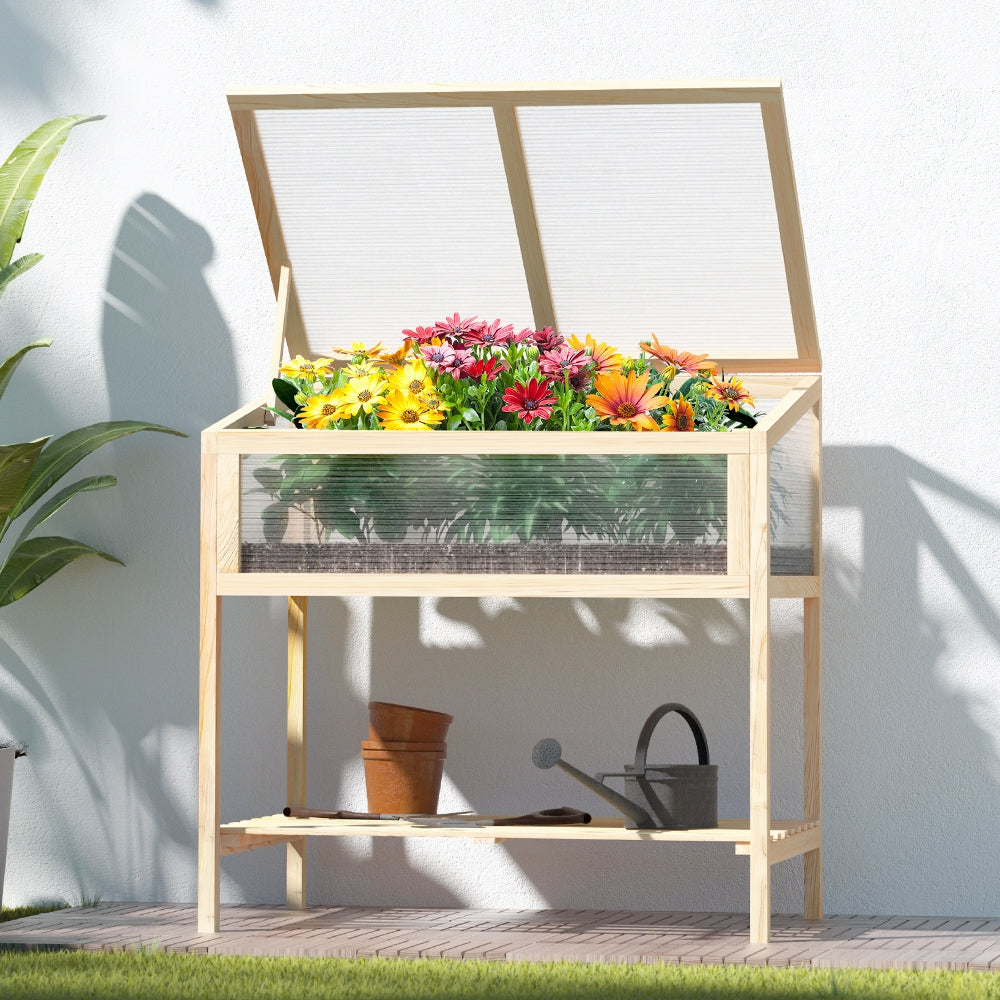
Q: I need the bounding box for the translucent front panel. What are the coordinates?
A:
[769,411,817,575]
[240,453,729,575]
[518,104,794,357]
[255,108,534,353]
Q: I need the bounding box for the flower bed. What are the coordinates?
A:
[271,314,758,434]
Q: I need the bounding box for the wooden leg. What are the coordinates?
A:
[198,593,221,933]
[749,449,771,945]
[803,595,823,920]
[287,596,308,910]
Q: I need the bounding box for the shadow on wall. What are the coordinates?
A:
[0,0,72,105]
[92,194,235,900]
[289,443,1000,915]
[2,195,241,904]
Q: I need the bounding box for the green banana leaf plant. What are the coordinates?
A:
[0,115,186,607]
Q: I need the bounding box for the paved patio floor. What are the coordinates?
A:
[2,904,1000,971]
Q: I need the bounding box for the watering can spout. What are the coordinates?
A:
[532,738,656,829]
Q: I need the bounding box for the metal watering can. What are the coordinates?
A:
[532,703,718,830]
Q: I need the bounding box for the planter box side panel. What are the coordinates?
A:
[768,411,816,575]
[238,452,733,575]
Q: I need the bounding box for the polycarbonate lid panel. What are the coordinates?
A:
[254,108,534,355]
[235,83,818,369]
[517,104,794,359]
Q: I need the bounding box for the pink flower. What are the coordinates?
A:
[538,345,590,380]
[532,326,565,351]
[501,378,557,424]
[465,318,514,348]
[434,313,486,341]
[420,340,457,372]
[462,356,507,381]
[445,346,472,375]
[402,325,439,344]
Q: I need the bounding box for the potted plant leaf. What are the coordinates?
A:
[0,115,186,906]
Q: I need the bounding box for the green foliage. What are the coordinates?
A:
[0,116,186,607]
[0,901,68,922]
[249,452,728,547]
[0,952,996,1000]
[0,115,104,286]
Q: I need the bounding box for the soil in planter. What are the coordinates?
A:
[240,541,814,576]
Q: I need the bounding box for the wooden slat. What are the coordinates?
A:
[769,575,821,599]
[760,95,821,372]
[804,594,823,918]
[804,397,823,917]
[230,109,308,355]
[215,454,241,574]
[287,596,308,910]
[227,80,784,112]
[269,264,293,383]
[493,105,556,331]
[748,447,771,944]
[727,455,750,576]
[213,428,750,456]
[220,814,817,843]
[218,572,751,600]
[733,823,822,864]
[712,356,821,374]
[753,376,821,451]
[221,833,297,856]
[203,396,272,434]
[198,442,221,934]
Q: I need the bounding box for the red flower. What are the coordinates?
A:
[501,378,557,424]
[465,318,514,347]
[462,356,507,381]
[434,313,486,341]
[537,345,590,380]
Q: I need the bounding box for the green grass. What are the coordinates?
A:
[0,952,997,1000]
[0,903,69,923]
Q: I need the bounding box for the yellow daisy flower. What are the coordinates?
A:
[279,355,335,380]
[377,390,445,430]
[387,361,434,399]
[336,372,387,417]
[298,393,341,429]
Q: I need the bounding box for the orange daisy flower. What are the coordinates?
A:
[586,371,670,431]
[566,333,624,374]
[640,334,718,376]
[661,394,696,431]
[705,375,756,412]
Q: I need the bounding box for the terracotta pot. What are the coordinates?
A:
[361,738,447,753]
[362,747,445,814]
[368,701,452,743]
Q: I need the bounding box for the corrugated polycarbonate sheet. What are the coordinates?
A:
[254,108,534,354]
[252,102,797,360]
[769,411,816,574]
[239,452,730,575]
[516,104,795,357]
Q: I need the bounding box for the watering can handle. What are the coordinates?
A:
[633,703,710,770]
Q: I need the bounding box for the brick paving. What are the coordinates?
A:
[2,904,1000,970]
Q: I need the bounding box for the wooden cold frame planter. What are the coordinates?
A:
[200,80,823,945]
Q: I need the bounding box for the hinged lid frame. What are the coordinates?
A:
[228,80,820,374]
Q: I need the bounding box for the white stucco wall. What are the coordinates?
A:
[0,0,998,919]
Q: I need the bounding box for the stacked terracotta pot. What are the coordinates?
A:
[363,702,453,815]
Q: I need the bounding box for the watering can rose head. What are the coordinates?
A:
[271,315,758,433]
